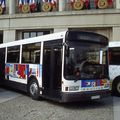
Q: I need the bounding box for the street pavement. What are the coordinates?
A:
[113,96,120,120]
[0,88,118,120]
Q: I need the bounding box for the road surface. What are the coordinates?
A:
[0,88,116,120]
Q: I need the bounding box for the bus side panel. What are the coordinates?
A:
[109,65,120,81]
[5,64,28,83]
[4,63,42,91]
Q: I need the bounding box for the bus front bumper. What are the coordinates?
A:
[61,90,111,102]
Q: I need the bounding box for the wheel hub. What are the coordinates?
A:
[30,82,38,96]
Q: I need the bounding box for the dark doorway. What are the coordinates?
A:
[42,39,63,99]
[0,31,3,43]
[0,48,5,85]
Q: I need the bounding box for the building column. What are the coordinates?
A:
[9,0,16,14]
[3,30,16,43]
[116,0,120,9]
[58,0,66,11]
[112,27,120,41]
[54,28,68,33]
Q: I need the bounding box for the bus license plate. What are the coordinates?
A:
[91,95,100,100]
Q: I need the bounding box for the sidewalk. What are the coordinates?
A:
[0,88,20,103]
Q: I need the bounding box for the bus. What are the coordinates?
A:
[109,41,120,96]
[0,30,110,102]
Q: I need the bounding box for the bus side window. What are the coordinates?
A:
[22,42,41,64]
[7,45,20,63]
[108,51,111,64]
[109,47,120,65]
[35,54,40,63]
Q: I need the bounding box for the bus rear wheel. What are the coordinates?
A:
[28,79,40,100]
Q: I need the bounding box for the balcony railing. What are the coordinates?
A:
[17,1,58,13]
[66,0,114,11]
[0,0,115,15]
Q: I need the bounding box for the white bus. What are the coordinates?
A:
[109,41,120,96]
[0,30,110,102]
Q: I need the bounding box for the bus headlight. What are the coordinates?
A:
[69,86,79,91]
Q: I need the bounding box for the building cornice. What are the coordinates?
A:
[0,9,120,20]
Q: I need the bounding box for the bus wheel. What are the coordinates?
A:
[113,79,120,96]
[116,81,120,96]
[28,79,40,100]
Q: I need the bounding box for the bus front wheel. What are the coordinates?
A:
[113,79,120,96]
[28,79,40,100]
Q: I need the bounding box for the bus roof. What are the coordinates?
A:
[0,31,67,48]
[109,41,120,47]
[0,30,108,48]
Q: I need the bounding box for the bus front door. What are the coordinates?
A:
[42,41,62,100]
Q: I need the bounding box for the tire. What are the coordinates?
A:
[112,79,120,96]
[28,79,40,100]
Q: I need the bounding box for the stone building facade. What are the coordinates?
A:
[0,0,120,43]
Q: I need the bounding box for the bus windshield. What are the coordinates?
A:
[64,41,108,80]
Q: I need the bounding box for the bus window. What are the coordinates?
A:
[109,47,120,65]
[7,46,20,63]
[22,42,41,64]
[64,42,108,80]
